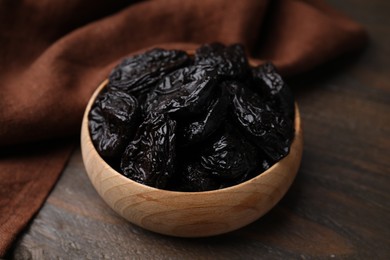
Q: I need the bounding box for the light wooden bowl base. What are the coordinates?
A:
[81,80,303,237]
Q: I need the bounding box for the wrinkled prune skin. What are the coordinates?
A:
[195,43,250,79]
[230,82,293,161]
[200,125,260,180]
[145,65,218,117]
[108,49,190,97]
[177,92,229,147]
[252,62,295,120]
[89,90,139,159]
[178,162,221,192]
[89,44,295,191]
[120,112,176,189]
[100,90,139,126]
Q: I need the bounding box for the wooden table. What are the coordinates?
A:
[11,1,390,259]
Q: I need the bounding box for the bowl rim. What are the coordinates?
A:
[82,78,302,195]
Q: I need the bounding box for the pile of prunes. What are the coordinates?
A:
[89,43,295,192]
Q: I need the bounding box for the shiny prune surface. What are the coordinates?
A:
[252,62,295,120]
[89,90,139,160]
[121,112,176,189]
[195,43,250,79]
[200,125,260,180]
[89,44,295,191]
[230,82,293,161]
[108,49,190,97]
[179,162,221,192]
[177,93,228,147]
[145,65,218,117]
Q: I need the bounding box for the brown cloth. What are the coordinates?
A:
[0,0,367,256]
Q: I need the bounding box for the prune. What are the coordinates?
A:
[219,151,273,189]
[108,49,190,97]
[100,90,140,126]
[178,162,221,192]
[200,125,260,180]
[145,65,218,117]
[177,91,229,147]
[89,90,139,159]
[195,43,250,79]
[252,63,295,119]
[120,112,176,189]
[230,81,293,161]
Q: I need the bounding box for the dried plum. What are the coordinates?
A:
[230,81,293,161]
[200,125,260,180]
[177,91,229,147]
[145,65,218,117]
[252,62,295,119]
[120,112,176,189]
[178,162,221,192]
[108,48,190,97]
[195,43,250,79]
[99,90,140,126]
[89,90,139,159]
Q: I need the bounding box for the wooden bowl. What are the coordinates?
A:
[81,79,303,237]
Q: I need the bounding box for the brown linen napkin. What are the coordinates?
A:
[0,0,367,256]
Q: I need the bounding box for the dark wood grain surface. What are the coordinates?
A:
[11,1,390,259]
